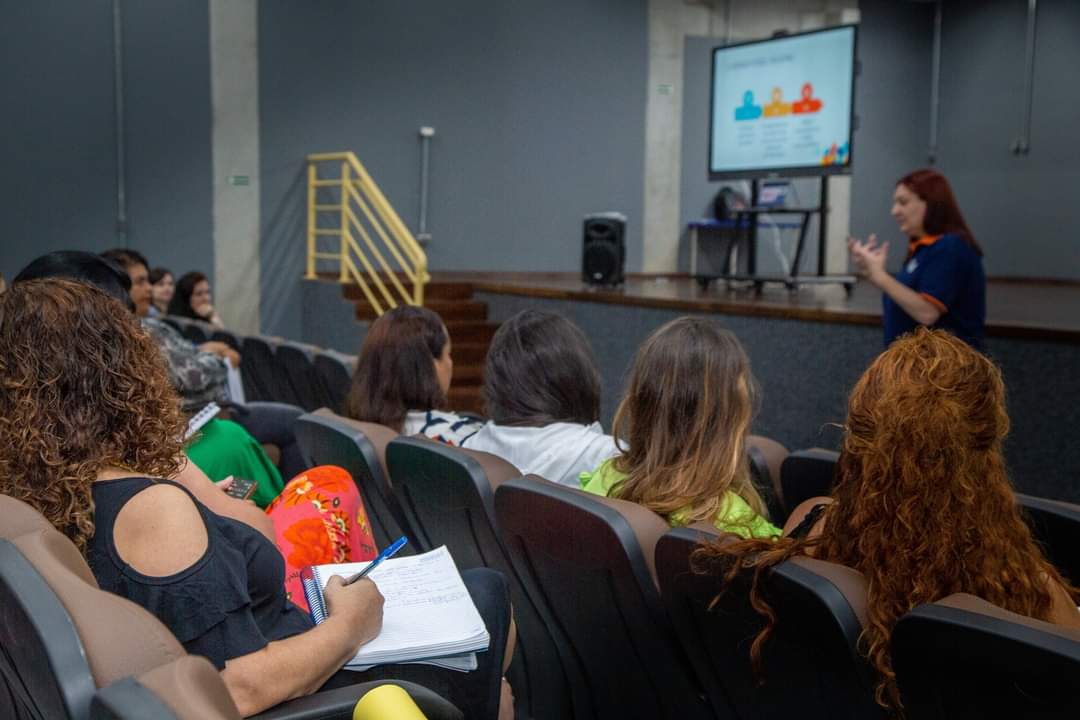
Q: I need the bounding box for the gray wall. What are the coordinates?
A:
[0,1,213,279]
[936,0,1080,279]
[258,0,648,338]
[848,0,934,268]
[1,1,118,274]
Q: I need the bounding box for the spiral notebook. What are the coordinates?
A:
[185,402,221,440]
[302,546,489,671]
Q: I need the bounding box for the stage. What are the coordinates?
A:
[432,271,1080,343]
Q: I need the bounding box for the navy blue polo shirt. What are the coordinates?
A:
[882,233,986,350]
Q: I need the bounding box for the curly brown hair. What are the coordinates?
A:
[0,279,185,553]
[693,328,1074,713]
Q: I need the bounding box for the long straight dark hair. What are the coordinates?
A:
[898,169,981,255]
[167,271,209,319]
[344,305,448,431]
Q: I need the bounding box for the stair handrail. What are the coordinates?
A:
[305,151,429,314]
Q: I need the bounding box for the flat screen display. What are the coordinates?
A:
[709,26,856,179]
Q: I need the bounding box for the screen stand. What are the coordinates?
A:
[689,175,856,296]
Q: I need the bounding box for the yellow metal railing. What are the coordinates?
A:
[305,151,429,313]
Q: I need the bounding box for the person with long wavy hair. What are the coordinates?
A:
[0,279,514,719]
[849,169,986,349]
[693,328,1080,713]
[581,317,779,538]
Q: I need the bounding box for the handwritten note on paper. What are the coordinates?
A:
[314,546,489,666]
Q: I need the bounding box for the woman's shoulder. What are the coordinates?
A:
[715,491,783,538]
[111,481,209,577]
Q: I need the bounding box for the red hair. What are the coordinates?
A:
[898,168,981,255]
[693,329,1071,712]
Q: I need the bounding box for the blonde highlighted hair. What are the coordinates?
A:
[609,317,765,524]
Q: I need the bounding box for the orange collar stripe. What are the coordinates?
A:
[908,234,942,254]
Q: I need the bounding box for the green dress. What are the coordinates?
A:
[580,458,781,539]
[185,418,284,509]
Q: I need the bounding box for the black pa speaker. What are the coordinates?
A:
[582,213,626,286]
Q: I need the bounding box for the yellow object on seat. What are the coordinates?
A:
[353,684,429,720]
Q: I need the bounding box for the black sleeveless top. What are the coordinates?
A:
[88,477,313,669]
[788,503,828,540]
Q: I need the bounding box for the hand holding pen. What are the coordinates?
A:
[343,536,409,585]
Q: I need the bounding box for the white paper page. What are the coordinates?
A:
[315,546,488,664]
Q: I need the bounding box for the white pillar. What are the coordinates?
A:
[642,0,721,272]
[209,0,261,334]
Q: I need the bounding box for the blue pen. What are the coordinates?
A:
[342,536,408,585]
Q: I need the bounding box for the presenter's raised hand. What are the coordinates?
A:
[848,234,889,282]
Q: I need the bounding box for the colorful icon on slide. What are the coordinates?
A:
[734,90,762,121]
[762,87,791,117]
[822,141,849,166]
[736,83,822,121]
[792,82,823,114]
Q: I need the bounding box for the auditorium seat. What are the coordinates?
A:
[385,438,570,720]
[0,495,457,720]
[210,328,242,352]
[293,410,415,552]
[275,341,322,411]
[239,335,279,402]
[494,477,713,720]
[1017,493,1080,585]
[656,526,883,720]
[90,656,464,720]
[748,435,789,523]
[779,448,839,516]
[892,593,1080,719]
[313,349,356,412]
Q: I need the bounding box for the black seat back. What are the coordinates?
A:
[239,335,278,402]
[384,438,570,720]
[893,593,1080,719]
[313,350,355,412]
[656,527,753,719]
[0,538,97,720]
[209,329,242,352]
[494,477,713,720]
[780,449,838,516]
[293,411,415,552]
[275,342,321,411]
[1017,493,1080,585]
[765,558,882,718]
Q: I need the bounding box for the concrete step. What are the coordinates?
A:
[451,364,484,386]
[341,280,475,303]
[354,298,488,322]
[448,385,484,416]
[452,342,489,364]
[446,320,499,344]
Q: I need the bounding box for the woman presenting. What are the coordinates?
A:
[849,168,986,349]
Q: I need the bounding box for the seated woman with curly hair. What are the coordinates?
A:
[694,328,1080,712]
[0,279,513,719]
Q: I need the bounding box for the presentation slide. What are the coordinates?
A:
[710,26,855,177]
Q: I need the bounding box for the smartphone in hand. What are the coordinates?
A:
[222,476,258,501]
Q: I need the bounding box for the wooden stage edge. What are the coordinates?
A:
[429,272,1080,344]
